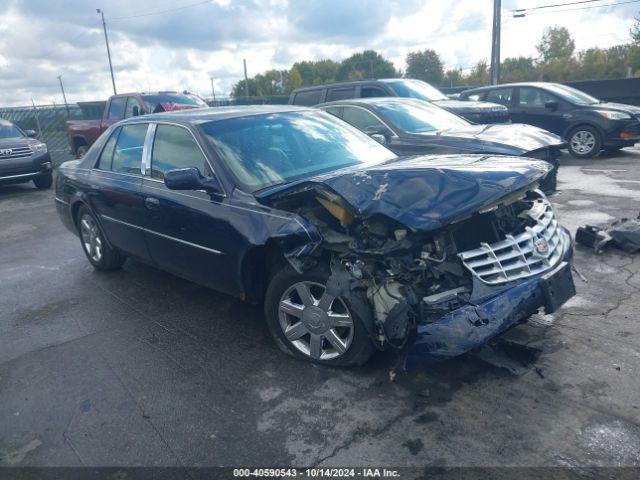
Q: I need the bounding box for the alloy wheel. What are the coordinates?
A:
[80,214,103,263]
[278,281,354,361]
[570,130,596,155]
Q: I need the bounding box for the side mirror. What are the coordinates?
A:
[545,101,559,111]
[164,167,223,196]
[370,133,387,145]
[132,105,140,117]
[25,130,37,137]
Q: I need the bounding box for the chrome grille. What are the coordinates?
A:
[458,192,569,285]
[0,146,33,159]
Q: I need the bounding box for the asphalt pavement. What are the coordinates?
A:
[1,150,640,468]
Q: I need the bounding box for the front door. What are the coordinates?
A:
[139,123,234,292]
[511,87,566,135]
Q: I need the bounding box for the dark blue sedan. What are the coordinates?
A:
[55,106,574,366]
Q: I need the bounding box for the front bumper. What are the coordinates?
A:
[603,119,640,147]
[408,228,574,360]
[0,151,52,182]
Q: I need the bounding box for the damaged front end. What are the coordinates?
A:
[262,159,575,362]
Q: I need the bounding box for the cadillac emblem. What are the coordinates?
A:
[534,237,550,256]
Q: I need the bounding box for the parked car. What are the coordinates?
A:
[318,97,564,192]
[289,79,511,124]
[0,119,52,189]
[459,82,640,158]
[66,91,208,158]
[55,106,575,366]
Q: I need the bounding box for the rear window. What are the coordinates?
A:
[142,94,207,113]
[326,87,355,102]
[291,90,322,106]
[486,88,513,107]
[110,124,147,174]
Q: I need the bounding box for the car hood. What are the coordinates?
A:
[433,99,508,113]
[593,102,640,116]
[307,155,552,232]
[415,123,565,153]
[0,137,38,148]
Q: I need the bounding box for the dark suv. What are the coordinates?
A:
[460,82,640,158]
[0,119,52,189]
[289,79,510,124]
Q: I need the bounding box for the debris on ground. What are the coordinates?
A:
[472,339,543,375]
[576,216,640,253]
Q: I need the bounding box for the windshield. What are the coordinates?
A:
[199,111,396,192]
[0,122,25,139]
[543,84,599,105]
[376,100,469,133]
[142,94,208,112]
[383,79,448,101]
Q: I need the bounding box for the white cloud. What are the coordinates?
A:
[0,0,637,106]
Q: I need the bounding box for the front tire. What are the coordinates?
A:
[33,172,53,189]
[568,126,602,158]
[76,206,126,271]
[264,266,374,367]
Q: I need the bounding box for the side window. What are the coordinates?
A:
[517,87,555,108]
[361,86,388,98]
[292,90,322,106]
[96,127,120,170]
[466,93,481,101]
[486,88,513,107]
[111,124,148,174]
[322,106,343,118]
[326,87,355,102]
[124,97,141,118]
[150,124,209,180]
[342,107,386,133]
[107,97,126,120]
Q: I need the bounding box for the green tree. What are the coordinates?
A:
[444,68,463,87]
[231,78,259,98]
[500,56,537,83]
[465,60,489,86]
[286,67,303,92]
[536,26,575,63]
[292,59,340,85]
[337,50,399,81]
[405,49,444,85]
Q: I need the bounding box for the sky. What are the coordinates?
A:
[0,0,637,107]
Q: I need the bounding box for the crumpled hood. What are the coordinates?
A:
[433,99,508,114]
[593,102,640,116]
[431,123,565,153]
[316,155,551,232]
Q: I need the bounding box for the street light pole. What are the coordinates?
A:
[210,77,216,103]
[490,0,501,85]
[57,75,70,117]
[243,59,249,98]
[97,9,117,95]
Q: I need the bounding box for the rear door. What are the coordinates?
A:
[139,123,234,292]
[88,123,151,260]
[512,86,566,134]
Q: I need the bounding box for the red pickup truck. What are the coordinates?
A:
[66,91,208,157]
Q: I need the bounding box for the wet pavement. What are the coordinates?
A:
[1,150,640,468]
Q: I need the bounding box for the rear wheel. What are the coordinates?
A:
[76,206,126,271]
[33,172,52,189]
[568,126,601,158]
[264,266,374,367]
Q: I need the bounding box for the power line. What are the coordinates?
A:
[110,0,212,21]
[515,0,640,16]
[513,0,608,13]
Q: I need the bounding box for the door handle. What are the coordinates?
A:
[145,197,160,209]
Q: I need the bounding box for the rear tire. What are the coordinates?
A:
[567,126,601,158]
[76,206,126,271]
[264,265,374,367]
[33,172,53,189]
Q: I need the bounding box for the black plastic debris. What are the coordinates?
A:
[472,339,543,375]
[576,216,640,253]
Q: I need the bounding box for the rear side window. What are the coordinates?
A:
[150,124,209,180]
[342,106,386,133]
[326,87,355,102]
[361,86,388,98]
[486,88,513,107]
[292,90,322,106]
[323,106,343,118]
[96,128,120,170]
[110,124,148,174]
[107,97,126,120]
[124,97,142,118]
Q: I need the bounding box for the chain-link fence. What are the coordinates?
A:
[0,102,105,166]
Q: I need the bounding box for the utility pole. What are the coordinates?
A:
[243,59,249,98]
[490,0,501,85]
[57,75,70,117]
[210,77,216,103]
[97,9,117,95]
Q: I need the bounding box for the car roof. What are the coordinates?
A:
[118,105,312,126]
[463,82,561,93]
[291,78,407,93]
[317,97,428,108]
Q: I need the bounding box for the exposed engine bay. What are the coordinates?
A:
[267,183,558,352]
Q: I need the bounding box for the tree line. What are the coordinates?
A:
[231,20,640,98]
